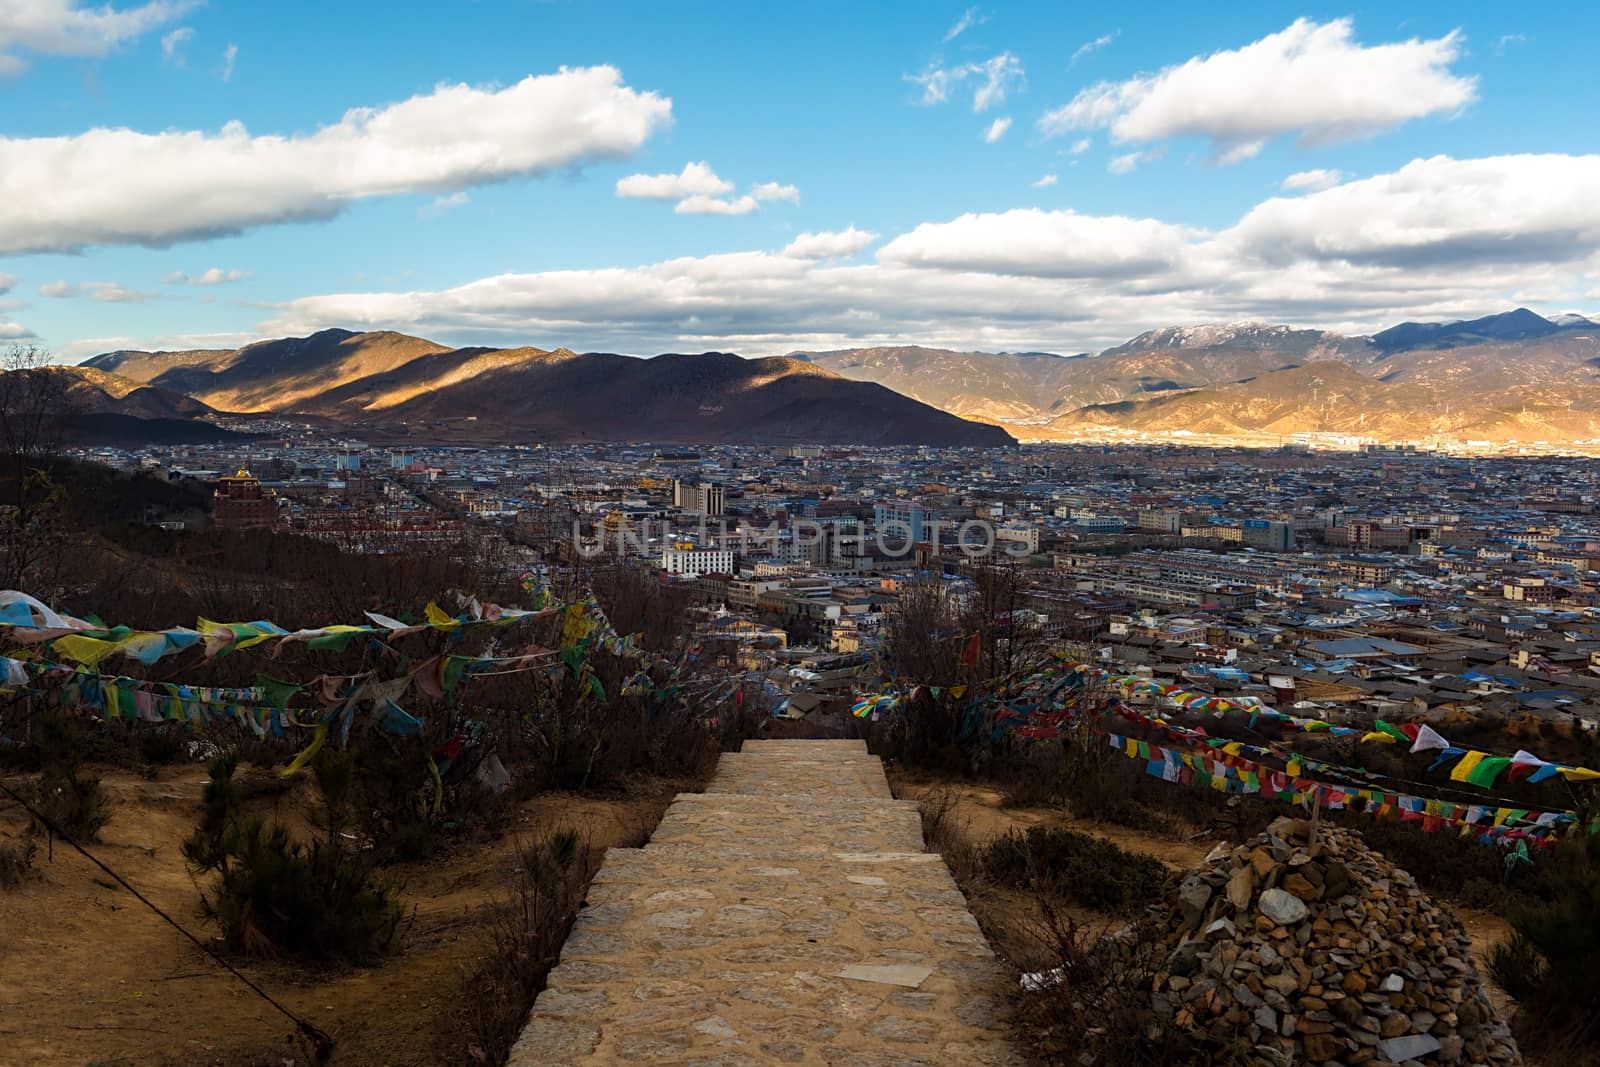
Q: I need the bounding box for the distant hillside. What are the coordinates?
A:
[50,365,219,420]
[1371,308,1579,353]
[1053,358,1600,441]
[792,346,1088,423]
[0,366,245,445]
[798,309,1600,442]
[86,329,451,413]
[87,331,1014,446]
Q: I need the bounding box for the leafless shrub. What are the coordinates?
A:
[0,826,39,888]
[457,824,597,1064]
[1017,903,1196,1065]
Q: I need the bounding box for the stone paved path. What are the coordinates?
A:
[509,739,1021,1066]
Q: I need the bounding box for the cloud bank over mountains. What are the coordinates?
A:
[258,152,1600,357]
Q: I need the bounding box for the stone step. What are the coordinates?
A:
[509,740,1018,1066]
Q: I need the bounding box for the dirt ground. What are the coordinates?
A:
[885,769,1515,992]
[0,763,682,1067]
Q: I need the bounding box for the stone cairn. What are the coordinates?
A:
[1148,816,1521,1065]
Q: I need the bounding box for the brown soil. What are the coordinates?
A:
[0,763,681,1067]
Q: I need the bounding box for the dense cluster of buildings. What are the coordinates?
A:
[72,437,1600,729]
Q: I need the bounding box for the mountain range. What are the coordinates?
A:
[74,330,1014,446]
[35,308,1600,447]
[795,310,1600,443]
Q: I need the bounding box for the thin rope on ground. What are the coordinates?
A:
[0,779,335,1061]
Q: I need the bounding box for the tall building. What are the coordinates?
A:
[874,500,935,543]
[673,480,725,516]
[334,447,363,472]
[1242,519,1292,551]
[214,469,278,529]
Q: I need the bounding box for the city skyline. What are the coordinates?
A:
[1,1,1597,361]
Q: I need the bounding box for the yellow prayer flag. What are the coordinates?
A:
[280,722,330,777]
[51,634,124,666]
[1450,751,1487,783]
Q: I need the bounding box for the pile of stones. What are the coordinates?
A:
[1146,816,1521,1065]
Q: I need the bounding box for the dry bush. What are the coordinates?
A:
[1017,904,1199,1065]
[457,825,597,1064]
[0,826,39,888]
[981,826,1170,914]
[28,713,111,841]
[916,785,980,883]
[183,752,403,963]
[1489,834,1600,1064]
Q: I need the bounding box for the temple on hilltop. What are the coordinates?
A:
[213,469,278,529]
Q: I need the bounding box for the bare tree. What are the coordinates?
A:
[0,345,74,591]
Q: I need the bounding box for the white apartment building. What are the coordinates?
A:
[661,545,734,576]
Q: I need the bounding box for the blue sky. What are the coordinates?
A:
[1,1,1597,361]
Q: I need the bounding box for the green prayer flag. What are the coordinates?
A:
[1374,719,1410,744]
[1466,756,1513,788]
[255,673,301,710]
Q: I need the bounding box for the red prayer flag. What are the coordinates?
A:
[959,632,981,667]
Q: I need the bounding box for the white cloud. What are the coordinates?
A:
[983,116,1011,143]
[40,279,157,301]
[620,167,793,214]
[1070,31,1118,64]
[971,52,1022,111]
[783,227,878,259]
[877,208,1201,278]
[0,0,193,73]
[1031,174,1058,188]
[0,272,14,294]
[0,321,36,340]
[1495,33,1526,56]
[1108,150,1152,174]
[221,41,236,81]
[1228,154,1600,269]
[616,161,733,201]
[675,194,759,216]
[1281,168,1345,192]
[159,24,190,63]
[0,66,672,254]
[418,191,469,218]
[909,51,1023,112]
[751,181,799,203]
[943,6,985,42]
[1039,18,1475,163]
[1070,138,1091,155]
[90,282,157,302]
[163,267,252,285]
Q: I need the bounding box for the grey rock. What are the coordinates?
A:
[1377,1033,1443,1061]
[1179,876,1214,925]
[1258,887,1309,925]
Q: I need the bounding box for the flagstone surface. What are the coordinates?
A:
[509,739,1021,1066]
